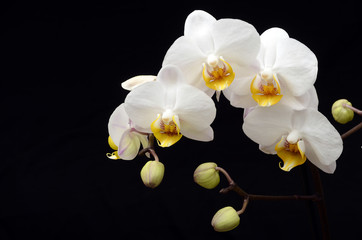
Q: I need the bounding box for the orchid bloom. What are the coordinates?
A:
[224,27,318,109]
[242,104,343,173]
[107,103,149,160]
[162,10,260,99]
[124,65,216,147]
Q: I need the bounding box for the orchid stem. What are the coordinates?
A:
[341,121,362,140]
[216,166,321,217]
[343,104,362,116]
[308,162,330,240]
[138,134,159,162]
[340,104,362,139]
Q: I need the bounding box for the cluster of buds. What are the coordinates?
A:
[194,162,241,232]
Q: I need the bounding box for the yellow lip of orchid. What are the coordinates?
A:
[151,112,182,147]
[275,135,306,171]
[202,56,235,91]
[250,71,283,107]
[106,136,121,160]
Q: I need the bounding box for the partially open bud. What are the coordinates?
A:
[193,162,220,189]
[332,99,354,124]
[211,206,240,232]
[140,160,165,188]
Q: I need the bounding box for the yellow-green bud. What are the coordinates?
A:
[193,162,220,189]
[211,206,240,232]
[140,161,165,188]
[332,99,354,124]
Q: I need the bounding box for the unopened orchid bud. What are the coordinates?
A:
[140,161,165,188]
[193,162,220,189]
[332,99,354,124]
[211,206,240,232]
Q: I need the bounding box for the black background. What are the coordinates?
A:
[1,1,361,239]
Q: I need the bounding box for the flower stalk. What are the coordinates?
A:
[216,166,321,203]
[138,134,159,161]
[340,104,362,139]
[216,165,327,238]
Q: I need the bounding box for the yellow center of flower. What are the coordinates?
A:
[202,56,235,91]
[275,135,306,171]
[250,71,283,107]
[106,136,121,160]
[150,113,182,147]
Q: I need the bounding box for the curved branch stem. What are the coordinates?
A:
[237,196,249,215]
[343,104,362,116]
[340,104,362,139]
[341,121,362,140]
[138,134,159,161]
[216,166,321,214]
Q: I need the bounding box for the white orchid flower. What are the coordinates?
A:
[242,104,343,173]
[107,103,149,160]
[124,65,216,147]
[162,10,260,99]
[224,27,318,109]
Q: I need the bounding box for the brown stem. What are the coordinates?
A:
[138,134,159,161]
[217,167,320,210]
[339,104,362,140]
[308,162,331,240]
[341,121,362,140]
[343,104,362,116]
[215,167,234,185]
[236,196,249,215]
[220,181,320,201]
[217,165,328,238]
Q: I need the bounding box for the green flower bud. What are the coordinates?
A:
[332,99,354,124]
[211,206,240,232]
[140,161,165,188]
[193,162,220,189]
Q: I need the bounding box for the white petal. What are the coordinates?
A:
[223,67,259,108]
[174,84,216,130]
[211,19,260,66]
[117,131,141,160]
[121,75,156,91]
[124,81,165,130]
[261,28,289,48]
[226,90,257,108]
[162,36,207,91]
[157,64,185,86]
[273,38,318,96]
[181,123,214,142]
[108,104,130,147]
[279,86,319,110]
[184,10,216,54]
[304,140,337,174]
[242,104,293,146]
[259,143,277,154]
[293,108,343,168]
[243,106,256,119]
[260,28,289,68]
